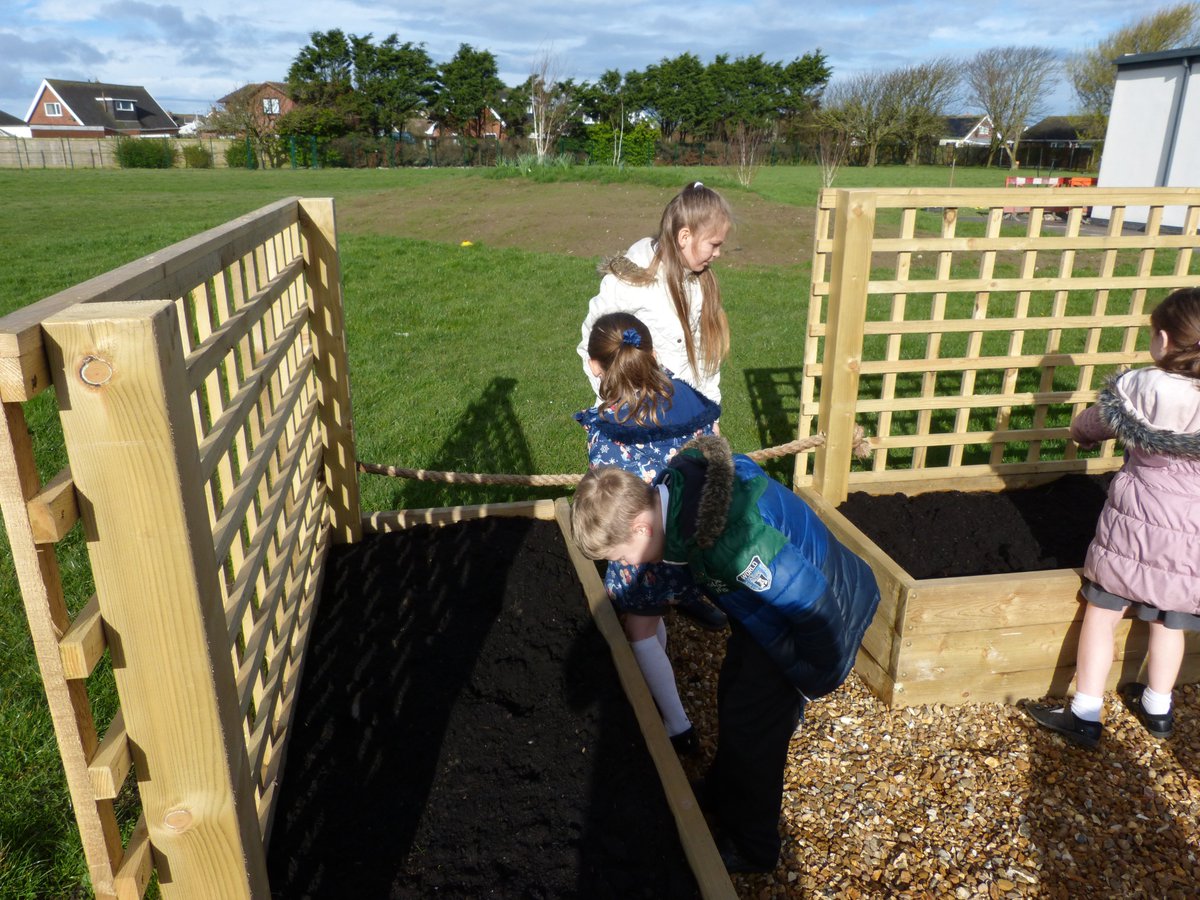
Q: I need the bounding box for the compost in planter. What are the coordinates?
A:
[266,517,698,899]
[836,473,1113,580]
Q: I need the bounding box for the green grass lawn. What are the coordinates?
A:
[0,161,1099,896]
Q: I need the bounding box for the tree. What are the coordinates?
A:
[432,44,505,138]
[964,46,1059,168]
[351,35,437,135]
[707,53,783,137]
[206,85,288,168]
[578,69,630,131]
[1068,3,1200,137]
[891,58,960,165]
[639,53,713,141]
[706,54,784,185]
[527,51,581,161]
[820,70,904,167]
[778,51,833,135]
[288,29,355,106]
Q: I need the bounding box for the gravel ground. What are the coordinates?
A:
[669,616,1200,899]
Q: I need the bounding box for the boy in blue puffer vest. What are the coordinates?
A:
[571,434,880,874]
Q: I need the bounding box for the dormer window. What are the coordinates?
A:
[45,102,62,117]
[262,98,281,116]
[116,100,135,112]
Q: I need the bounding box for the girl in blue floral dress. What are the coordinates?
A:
[575,312,723,753]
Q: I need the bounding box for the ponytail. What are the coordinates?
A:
[587,313,674,426]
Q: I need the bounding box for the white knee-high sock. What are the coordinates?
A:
[656,617,667,650]
[630,636,691,736]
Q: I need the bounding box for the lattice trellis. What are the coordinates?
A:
[796,187,1200,502]
[0,197,359,898]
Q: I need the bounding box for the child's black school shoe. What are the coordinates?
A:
[669,726,700,756]
[715,834,775,875]
[1023,701,1102,749]
[1118,682,1174,740]
[674,594,728,631]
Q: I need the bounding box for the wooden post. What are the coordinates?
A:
[0,402,122,899]
[298,198,361,544]
[43,300,270,899]
[813,190,874,504]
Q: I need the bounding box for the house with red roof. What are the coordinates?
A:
[25,79,179,138]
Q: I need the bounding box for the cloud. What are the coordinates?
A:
[0,30,109,114]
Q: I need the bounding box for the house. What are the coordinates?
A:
[939,114,994,149]
[937,114,996,164]
[1014,116,1096,172]
[423,107,507,141]
[24,79,178,138]
[1093,45,1200,230]
[171,113,207,137]
[216,82,294,134]
[0,109,31,138]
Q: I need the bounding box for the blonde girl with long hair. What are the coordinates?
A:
[578,181,733,407]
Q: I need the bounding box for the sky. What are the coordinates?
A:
[0,0,1191,120]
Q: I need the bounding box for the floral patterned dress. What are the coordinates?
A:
[575,375,720,614]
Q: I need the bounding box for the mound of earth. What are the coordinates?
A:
[837,474,1112,579]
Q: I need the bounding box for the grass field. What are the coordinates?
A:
[0,161,1093,897]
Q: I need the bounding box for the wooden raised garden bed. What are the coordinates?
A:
[793,187,1200,707]
[0,201,732,899]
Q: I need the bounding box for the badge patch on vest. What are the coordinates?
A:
[736,556,772,592]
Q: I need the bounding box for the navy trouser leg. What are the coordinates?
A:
[710,620,803,868]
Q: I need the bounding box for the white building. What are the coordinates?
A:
[1093,46,1200,230]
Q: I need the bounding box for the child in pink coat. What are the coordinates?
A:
[1026,288,1200,748]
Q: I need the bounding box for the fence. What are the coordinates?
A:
[795,186,1200,705]
[0,197,359,897]
[0,136,237,169]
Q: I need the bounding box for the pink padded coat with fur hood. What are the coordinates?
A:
[1070,367,1200,613]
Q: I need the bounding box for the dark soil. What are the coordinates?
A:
[266,517,698,899]
[836,473,1114,580]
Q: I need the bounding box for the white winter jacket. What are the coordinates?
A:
[577,237,721,403]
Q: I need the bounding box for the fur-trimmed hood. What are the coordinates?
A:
[599,252,653,281]
[678,434,734,549]
[1099,369,1200,459]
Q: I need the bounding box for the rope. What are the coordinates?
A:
[356,427,870,486]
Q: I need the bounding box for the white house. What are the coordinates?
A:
[0,109,31,138]
[1093,46,1200,230]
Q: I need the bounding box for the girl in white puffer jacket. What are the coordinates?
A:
[1026,287,1200,748]
[578,181,733,406]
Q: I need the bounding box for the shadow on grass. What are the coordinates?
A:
[742,367,805,483]
[381,376,564,512]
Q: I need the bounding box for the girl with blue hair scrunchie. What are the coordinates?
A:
[575,311,723,755]
[578,181,733,406]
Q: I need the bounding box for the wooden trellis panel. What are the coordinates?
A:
[797,187,1200,503]
[0,198,359,898]
[795,187,1200,707]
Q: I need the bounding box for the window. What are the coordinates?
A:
[44,102,62,117]
[116,100,135,112]
[262,97,281,116]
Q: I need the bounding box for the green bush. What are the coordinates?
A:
[181,144,213,169]
[586,121,658,167]
[224,140,255,169]
[623,122,657,167]
[114,137,177,169]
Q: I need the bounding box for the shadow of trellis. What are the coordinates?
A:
[264,517,531,897]
[743,367,805,483]
[385,376,566,511]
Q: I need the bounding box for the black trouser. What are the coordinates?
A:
[709,620,804,868]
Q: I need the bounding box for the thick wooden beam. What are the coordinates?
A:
[44,300,270,899]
